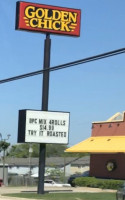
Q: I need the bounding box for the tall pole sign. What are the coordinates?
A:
[16,1,81,194]
[39,33,51,194]
[16,1,81,37]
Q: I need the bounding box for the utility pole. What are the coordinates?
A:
[29,143,33,184]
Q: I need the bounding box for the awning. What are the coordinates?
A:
[65,136,125,153]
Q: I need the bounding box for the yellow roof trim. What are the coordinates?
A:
[65,136,125,153]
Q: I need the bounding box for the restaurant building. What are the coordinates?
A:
[66,112,125,179]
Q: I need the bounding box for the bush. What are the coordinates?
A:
[74,177,124,190]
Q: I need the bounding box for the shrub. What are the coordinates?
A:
[74,177,124,190]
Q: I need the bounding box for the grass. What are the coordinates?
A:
[3,192,116,200]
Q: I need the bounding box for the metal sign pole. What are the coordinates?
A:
[38,33,51,194]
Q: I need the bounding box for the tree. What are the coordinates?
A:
[46,144,68,157]
[7,143,89,158]
[0,141,10,153]
[8,143,68,158]
[7,143,39,158]
[0,140,10,185]
[46,168,65,182]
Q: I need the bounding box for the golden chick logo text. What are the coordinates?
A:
[24,6,78,32]
[16,2,81,36]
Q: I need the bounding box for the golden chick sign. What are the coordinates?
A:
[16,1,81,37]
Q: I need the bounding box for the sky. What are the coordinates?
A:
[0,0,125,147]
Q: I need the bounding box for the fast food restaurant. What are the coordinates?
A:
[66,112,125,179]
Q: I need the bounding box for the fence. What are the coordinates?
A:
[8,175,38,186]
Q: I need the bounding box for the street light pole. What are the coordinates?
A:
[0,134,11,185]
[3,149,5,185]
[29,144,33,181]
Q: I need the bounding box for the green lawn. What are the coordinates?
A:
[3,192,116,200]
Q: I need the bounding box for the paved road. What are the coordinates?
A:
[0,186,116,200]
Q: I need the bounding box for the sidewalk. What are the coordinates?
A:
[0,186,116,200]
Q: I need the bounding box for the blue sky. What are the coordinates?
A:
[0,0,125,146]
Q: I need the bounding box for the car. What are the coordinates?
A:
[68,170,89,187]
[44,179,71,187]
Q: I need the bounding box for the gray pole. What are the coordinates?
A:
[38,33,51,194]
[3,149,5,185]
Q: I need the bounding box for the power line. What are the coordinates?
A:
[0,47,125,84]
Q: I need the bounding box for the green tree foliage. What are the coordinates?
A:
[8,143,68,158]
[7,143,89,158]
[0,141,10,153]
[46,144,67,157]
[46,168,65,182]
[7,143,39,158]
